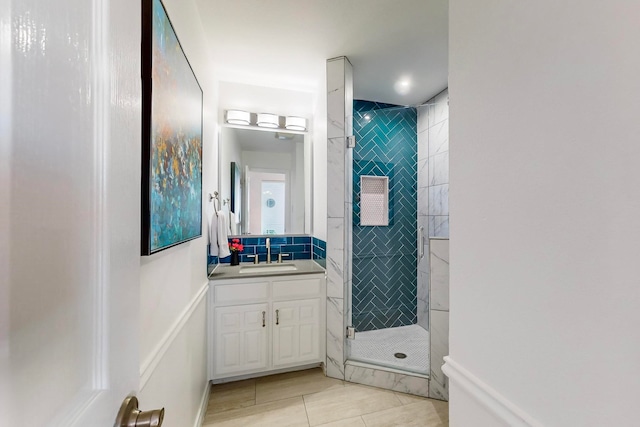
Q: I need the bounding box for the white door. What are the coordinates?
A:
[273,299,321,367]
[214,304,269,376]
[261,180,286,234]
[1,0,143,425]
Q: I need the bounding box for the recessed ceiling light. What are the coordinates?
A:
[394,77,412,95]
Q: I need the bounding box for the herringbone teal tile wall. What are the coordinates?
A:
[352,100,417,331]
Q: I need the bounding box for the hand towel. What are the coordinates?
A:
[208,212,218,256]
[217,213,231,258]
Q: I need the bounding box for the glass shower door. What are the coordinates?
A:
[347,101,428,375]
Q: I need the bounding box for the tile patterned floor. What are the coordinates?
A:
[202,368,448,427]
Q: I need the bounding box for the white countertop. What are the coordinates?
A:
[208,259,326,280]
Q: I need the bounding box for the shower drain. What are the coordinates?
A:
[394,352,407,359]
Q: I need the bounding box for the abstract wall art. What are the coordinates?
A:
[141,0,203,255]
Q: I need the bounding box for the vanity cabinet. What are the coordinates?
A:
[272,298,321,367]
[208,273,325,380]
[213,303,269,376]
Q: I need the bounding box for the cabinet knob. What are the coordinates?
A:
[275,309,279,325]
[262,311,266,327]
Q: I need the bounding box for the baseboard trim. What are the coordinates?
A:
[442,356,543,427]
[194,381,211,427]
[212,363,322,384]
[140,281,208,389]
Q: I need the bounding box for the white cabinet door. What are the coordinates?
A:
[214,303,269,376]
[273,299,321,367]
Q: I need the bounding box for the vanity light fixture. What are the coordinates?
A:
[256,113,279,128]
[285,116,307,131]
[225,110,250,125]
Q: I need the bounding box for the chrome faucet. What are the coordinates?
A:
[266,238,271,264]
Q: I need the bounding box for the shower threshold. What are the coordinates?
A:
[347,324,430,375]
[345,360,430,380]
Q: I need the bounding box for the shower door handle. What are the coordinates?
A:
[418,226,425,259]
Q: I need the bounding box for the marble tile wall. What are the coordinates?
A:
[429,238,449,400]
[430,239,450,312]
[325,56,353,380]
[426,89,449,239]
[418,88,450,401]
[345,362,429,397]
[417,88,449,331]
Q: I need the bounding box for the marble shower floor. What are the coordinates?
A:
[348,324,430,375]
[203,368,448,426]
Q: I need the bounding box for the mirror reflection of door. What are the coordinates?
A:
[261,179,286,234]
[247,170,288,234]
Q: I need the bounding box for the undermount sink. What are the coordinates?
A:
[238,263,298,274]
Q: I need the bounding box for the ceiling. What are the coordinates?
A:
[195,0,448,107]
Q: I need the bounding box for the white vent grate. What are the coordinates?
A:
[360,176,389,226]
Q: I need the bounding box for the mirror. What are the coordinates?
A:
[218,126,311,236]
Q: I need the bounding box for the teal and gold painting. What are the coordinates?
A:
[141,0,203,255]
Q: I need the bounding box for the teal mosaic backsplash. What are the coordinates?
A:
[352,100,417,331]
[208,235,326,266]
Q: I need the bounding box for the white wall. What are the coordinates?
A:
[312,77,328,241]
[138,302,208,427]
[218,81,314,119]
[242,151,294,174]
[449,1,640,426]
[138,0,217,425]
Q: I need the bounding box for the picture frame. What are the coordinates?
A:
[141,0,203,255]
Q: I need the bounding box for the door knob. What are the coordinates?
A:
[116,396,164,427]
